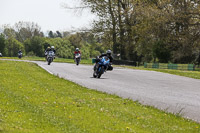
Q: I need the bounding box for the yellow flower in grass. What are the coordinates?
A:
[196,126,199,129]
[69,116,72,119]
[19,86,22,89]
[45,99,48,102]
[126,127,130,130]
[56,106,58,108]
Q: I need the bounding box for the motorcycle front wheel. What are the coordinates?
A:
[48,58,51,65]
[97,67,104,78]
[76,59,79,65]
[93,71,97,78]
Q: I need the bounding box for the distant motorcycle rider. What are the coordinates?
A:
[18,50,22,54]
[94,49,113,71]
[51,46,56,54]
[45,46,50,60]
[74,48,81,56]
[45,46,56,53]
[18,50,23,58]
[45,46,56,60]
[74,48,81,59]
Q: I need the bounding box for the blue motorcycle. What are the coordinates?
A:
[93,56,110,78]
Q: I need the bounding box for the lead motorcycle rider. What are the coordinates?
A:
[74,48,81,57]
[74,48,81,60]
[94,50,113,71]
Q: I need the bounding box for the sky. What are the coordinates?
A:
[0,0,96,32]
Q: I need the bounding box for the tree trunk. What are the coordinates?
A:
[118,0,126,59]
[108,0,117,53]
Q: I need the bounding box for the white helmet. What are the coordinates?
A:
[76,48,79,51]
[106,50,112,55]
[51,46,54,49]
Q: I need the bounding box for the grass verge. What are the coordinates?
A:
[1,56,92,65]
[0,60,200,132]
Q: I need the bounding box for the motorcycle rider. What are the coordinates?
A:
[45,46,51,60]
[94,49,113,71]
[18,50,23,58]
[51,46,56,59]
[45,46,56,59]
[18,50,22,54]
[18,50,22,55]
[74,48,81,55]
[74,48,81,59]
[51,46,56,54]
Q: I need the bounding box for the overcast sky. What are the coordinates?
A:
[0,0,96,32]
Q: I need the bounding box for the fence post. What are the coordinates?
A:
[144,62,147,68]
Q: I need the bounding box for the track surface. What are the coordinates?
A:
[34,61,200,122]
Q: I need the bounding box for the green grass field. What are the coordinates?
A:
[0,60,200,132]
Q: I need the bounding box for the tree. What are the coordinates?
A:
[46,38,74,58]
[5,38,24,57]
[48,31,55,38]
[14,21,42,42]
[56,31,63,38]
[0,34,6,55]
[3,27,16,39]
[24,36,45,57]
[148,0,200,63]
[152,40,171,63]
[62,31,71,37]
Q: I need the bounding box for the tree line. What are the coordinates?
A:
[1,0,200,64]
[0,21,106,59]
[79,0,200,64]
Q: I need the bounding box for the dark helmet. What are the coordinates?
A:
[106,50,112,56]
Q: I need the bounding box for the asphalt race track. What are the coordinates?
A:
[34,61,200,123]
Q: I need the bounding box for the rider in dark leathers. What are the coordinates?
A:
[94,50,113,71]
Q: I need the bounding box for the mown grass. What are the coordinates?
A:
[0,60,200,132]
